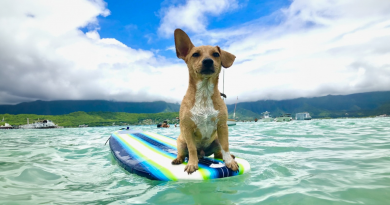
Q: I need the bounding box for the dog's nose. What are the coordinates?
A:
[201,58,215,74]
[202,58,214,67]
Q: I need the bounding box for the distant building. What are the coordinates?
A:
[295,112,312,120]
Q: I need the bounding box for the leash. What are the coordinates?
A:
[104,136,110,145]
[105,127,130,145]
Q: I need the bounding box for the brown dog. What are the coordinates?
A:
[172,29,239,174]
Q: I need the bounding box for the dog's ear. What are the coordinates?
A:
[174,29,194,60]
[217,46,236,68]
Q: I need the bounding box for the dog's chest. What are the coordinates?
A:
[190,80,219,139]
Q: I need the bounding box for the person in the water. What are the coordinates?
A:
[161,120,170,128]
[157,121,170,128]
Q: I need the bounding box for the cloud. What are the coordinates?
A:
[171,0,390,103]
[0,0,187,105]
[158,0,239,37]
[1,0,390,106]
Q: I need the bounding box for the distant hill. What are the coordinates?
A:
[0,100,180,115]
[1,91,389,118]
[226,91,390,119]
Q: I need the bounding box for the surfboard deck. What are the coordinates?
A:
[109,130,250,181]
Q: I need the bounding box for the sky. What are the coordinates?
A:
[0,0,390,105]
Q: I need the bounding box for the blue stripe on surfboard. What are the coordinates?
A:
[130,133,177,158]
[208,158,241,177]
[128,132,230,179]
[133,132,240,179]
[112,133,172,181]
[110,133,171,181]
[112,131,241,180]
[141,132,177,150]
[109,134,158,180]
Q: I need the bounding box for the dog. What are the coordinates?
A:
[171,29,239,174]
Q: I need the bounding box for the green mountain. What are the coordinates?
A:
[226,91,390,119]
[0,100,180,115]
[1,91,389,119]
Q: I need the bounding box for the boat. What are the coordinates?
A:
[0,123,13,129]
[222,68,237,127]
[295,112,312,120]
[19,119,63,129]
[261,111,273,122]
[376,114,388,118]
[227,119,236,126]
[227,96,238,126]
[274,113,292,122]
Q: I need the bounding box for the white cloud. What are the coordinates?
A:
[158,0,239,37]
[1,0,390,106]
[172,0,390,104]
[0,0,187,104]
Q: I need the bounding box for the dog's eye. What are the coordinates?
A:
[192,53,200,57]
[212,52,220,57]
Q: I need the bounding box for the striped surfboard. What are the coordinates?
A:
[109,130,250,181]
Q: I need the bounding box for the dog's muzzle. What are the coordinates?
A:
[200,58,215,74]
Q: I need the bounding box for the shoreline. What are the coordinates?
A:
[2,116,388,130]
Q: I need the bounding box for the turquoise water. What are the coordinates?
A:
[1,118,390,204]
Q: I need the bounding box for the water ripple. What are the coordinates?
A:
[1,118,390,204]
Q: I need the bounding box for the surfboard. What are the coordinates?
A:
[109,130,250,181]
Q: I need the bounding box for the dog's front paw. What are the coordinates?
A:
[225,159,239,172]
[171,157,184,165]
[184,163,198,174]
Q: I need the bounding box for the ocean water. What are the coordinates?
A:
[1,118,390,204]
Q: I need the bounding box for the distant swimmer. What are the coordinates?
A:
[161,120,170,128]
[175,117,180,127]
[157,120,170,128]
